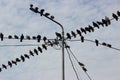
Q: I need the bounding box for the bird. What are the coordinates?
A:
[96,21,104,27]
[43,36,47,42]
[0,33,4,41]
[32,36,37,40]
[81,36,84,43]
[8,35,12,39]
[29,50,34,56]
[37,35,41,42]
[117,11,120,17]
[34,49,38,55]
[80,28,87,34]
[88,25,94,32]
[78,62,85,67]
[20,55,25,62]
[14,35,19,39]
[42,44,47,50]
[0,68,2,72]
[106,44,112,48]
[2,64,7,69]
[12,60,17,65]
[24,54,30,59]
[95,39,99,46]
[8,61,12,68]
[20,34,24,42]
[44,13,50,17]
[71,31,76,38]
[48,40,53,46]
[35,7,39,13]
[92,22,99,29]
[105,16,111,25]
[101,19,108,26]
[40,9,45,16]
[112,13,119,21]
[50,16,55,20]
[38,46,43,53]
[102,42,107,46]
[76,29,82,36]
[26,35,31,40]
[55,32,62,40]
[16,58,21,62]
[85,27,91,32]
[82,67,87,72]
[29,4,38,13]
[66,33,71,39]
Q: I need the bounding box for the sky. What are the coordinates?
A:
[0,0,120,80]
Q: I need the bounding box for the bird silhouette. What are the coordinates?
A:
[95,39,99,46]
[80,28,86,34]
[12,60,17,65]
[81,36,84,43]
[29,4,38,13]
[66,33,71,39]
[29,50,34,56]
[32,36,37,40]
[24,54,30,59]
[20,34,24,42]
[8,35,12,39]
[55,32,62,40]
[0,68,2,72]
[14,35,19,39]
[101,19,108,26]
[50,16,55,20]
[85,27,91,32]
[78,62,85,67]
[88,25,94,32]
[26,35,31,40]
[37,35,41,42]
[43,36,47,42]
[48,40,53,46]
[38,46,43,53]
[71,31,76,38]
[40,9,45,16]
[112,13,118,21]
[42,44,47,50]
[44,13,50,17]
[97,21,104,27]
[8,61,12,68]
[2,64,7,69]
[106,44,112,48]
[35,7,39,13]
[20,55,25,62]
[105,16,111,26]
[76,29,82,36]
[0,33,4,41]
[102,42,107,46]
[117,11,120,16]
[93,22,99,29]
[16,58,21,62]
[82,67,87,72]
[34,49,38,55]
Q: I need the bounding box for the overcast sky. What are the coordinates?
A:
[0,0,120,80]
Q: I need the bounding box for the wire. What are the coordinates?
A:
[0,44,42,47]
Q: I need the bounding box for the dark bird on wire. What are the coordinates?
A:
[80,28,86,34]
[37,35,41,42]
[34,49,38,55]
[101,19,108,26]
[43,36,47,42]
[8,35,12,39]
[66,33,71,39]
[88,25,94,32]
[48,40,53,46]
[16,58,21,62]
[50,16,55,20]
[97,21,104,27]
[0,33,4,41]
[117,11,120,16]
[2,64,7,69]
[29,50,34,56]
[71,31,76,38]
[12,60,17,65]
[95,39,99,46]
[82,67,87,72]
[78,62,85,67]
[85,27,91,32]
[20,34,24,42]
[55,32,62,40]
[30,4,38,13]
[24,54,30,59]
[76,29,82,36]
[38,46,43,53]
[93,22,99,29]
[8,61,12,68]
[44,13,50,17]
[105,16,111,26]
[102,42,107,46]
[42,44,47,50]
[14,35,19,39]
[0,68,2,72]
[40,9,45,16]
[26,35,31,40]
[32,36,37,40]
[112,13,118,21]
[106,44,112,48]
[20,55,25,62]
[81,36,84,43]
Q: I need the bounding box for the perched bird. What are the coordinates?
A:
[101,19,108,26]
[82,67,87,72]
[81,36,84,43]
[66,33,71,39]
[50,16,55,20]
[106,44,112,48]
[32,36,37,40]
[24,54,30,59]
[71,31,76,38]
[34,49,38,55]
[85,27,91,32]
[8,61,12,68]
[78,62,85,67]
[48,40,53,46]
[80,28,86,34]
[29,50,34,56]
[117,11,120,16]
[20,34,24,42]
[0,33,4,41]
[105,16,111,25]
[93,22,99,29]
[20,55,25,62]
[55,32,62,40]
[29,4,38,13]
[26,35,31,40]
[88,25,94,32]
[40,9,45,16]
[112,13,118,21]
[102,42,107,46]
[8,35,12,39]
[96,21,104,27]
[35,7,39,13]
[76,29,82,36]
[44,13,50,17]
[12,60,17,65]
[43,36,47,42]
[16,58,21,62]
[37,35,41,42]
[38,46,43,53]
[95,39,99,46]
[42,44,47,50]
[2,64,7,69]
[14,35,19,39]
[0,68,2,72]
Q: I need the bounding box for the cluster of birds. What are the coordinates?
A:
[0,44,48,72]
[30,4,55,20]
